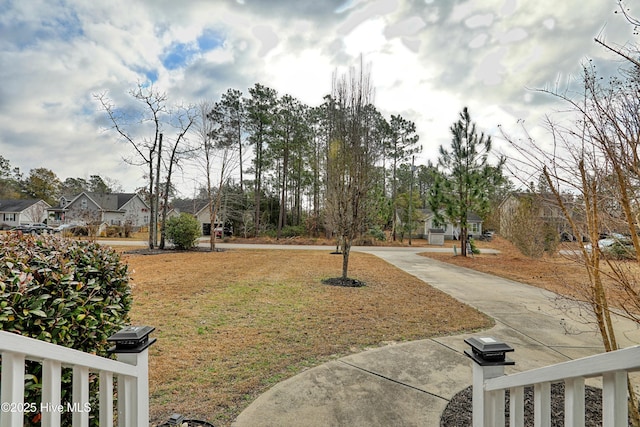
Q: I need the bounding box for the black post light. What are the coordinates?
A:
[107,325,156,354]
[464,336,514,366]
[465,336,515,426]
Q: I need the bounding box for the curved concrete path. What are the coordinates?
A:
[228,246,640,426]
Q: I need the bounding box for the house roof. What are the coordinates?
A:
[84,192,138,211]
[418,208,482,222]
[85,193,118,211]
[50,192,145,212]
[171,199,210,215]
[499,191,574,209]
[0,199,49,213]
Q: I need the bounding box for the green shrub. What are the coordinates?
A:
[166,213,201,250]
[105,225,124,238]
[367,226,387,241]
[468,238,481,255]
[281,225,305,238]
[604,241,636,260]
[0,233,132,425]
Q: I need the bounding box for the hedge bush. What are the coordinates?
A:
[166,213,201,249]
[0,233,132,425]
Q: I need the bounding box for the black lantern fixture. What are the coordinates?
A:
[464,336,514,366]
[107,325,156,354]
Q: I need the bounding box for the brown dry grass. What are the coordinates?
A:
[420,236,640,314]
[124,248,492,426]
[421,237,586,295]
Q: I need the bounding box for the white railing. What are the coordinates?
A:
[0,330,151,427]
[470,342,640,427]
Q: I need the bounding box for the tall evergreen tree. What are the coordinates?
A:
[388,114,421,240]
[269,94,308,238]
[428,107,504,256]
[244,83,278,236]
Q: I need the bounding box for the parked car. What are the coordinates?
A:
[477,230,494,241]
[12,223,55,235]
[585,233,635,258]
[214,226,233,239]
[53,223,77,233]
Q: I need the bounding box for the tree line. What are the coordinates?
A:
[0,159,121,205]
[2,62,509,273]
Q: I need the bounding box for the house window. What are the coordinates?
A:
[4,213,16,222]
[81,199,88,210]
[469,223,480,234]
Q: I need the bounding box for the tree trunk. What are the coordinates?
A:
[341,237,350,279]
[153,133,163,248]
[277,143,289,239]
[254,138,262,237]
[148,157,155,249]
[461,226,468,257]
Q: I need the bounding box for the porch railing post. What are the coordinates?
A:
[107,326,156,427]
[465,336,515,427]
[0,351,26,427]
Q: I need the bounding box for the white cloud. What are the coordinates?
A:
[465,13,494,29]
[0,0,636,196]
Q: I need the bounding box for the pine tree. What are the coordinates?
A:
[429,107,504,256]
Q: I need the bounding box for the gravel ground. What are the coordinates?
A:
[440,383,632,426]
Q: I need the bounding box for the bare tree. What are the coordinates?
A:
[198,100,240,250]
[324,60,380,280]
[501,54,640,423]
[96,84,195,249]
[159,106,197,249]
[95,84,166,248]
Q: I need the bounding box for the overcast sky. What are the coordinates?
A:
[0,0,635,196]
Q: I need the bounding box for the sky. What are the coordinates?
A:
[0,0,636,197]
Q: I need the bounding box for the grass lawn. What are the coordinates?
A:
[422,236,640,312]
[124,248,492,426]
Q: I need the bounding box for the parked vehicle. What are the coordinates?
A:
[214,226,233,239]
[12,223,55,235]
[585,233,635,259]
[477,230,494,241]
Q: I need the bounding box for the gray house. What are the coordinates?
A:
[0,199,51,229]
[47,192,150,228]
[419,209,483,242]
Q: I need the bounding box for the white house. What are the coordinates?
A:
[0,199,51,229]
[47,192,150,228]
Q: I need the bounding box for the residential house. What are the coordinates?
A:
[168,199,223,236]
[395,208,483,244]
[419,209,483,242]
[0,199,51,229]
[499,192,575,241]
[47,192,150,228]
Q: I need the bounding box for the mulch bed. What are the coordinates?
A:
[440,383,623,426]
[321,277,367,287]
[124,247,223,255]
